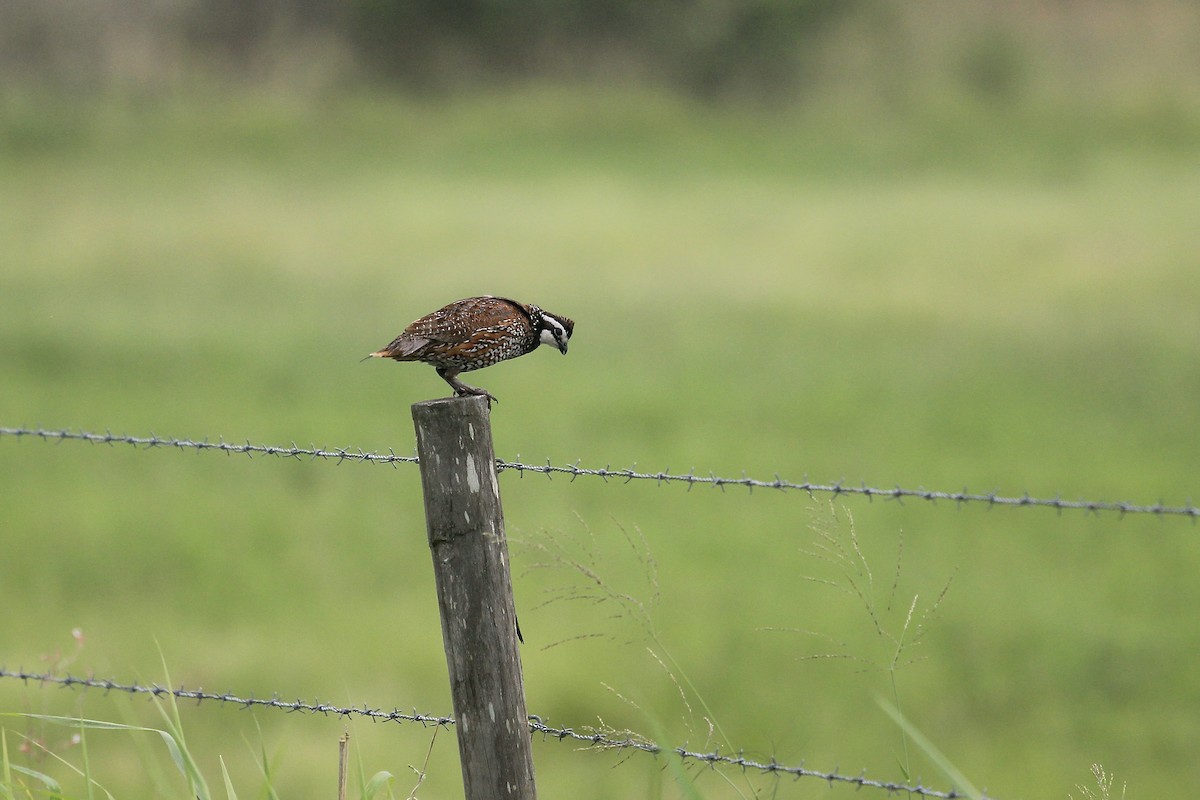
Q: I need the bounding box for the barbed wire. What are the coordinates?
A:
[525,716,984,798]
[2,424,1195,520]
[0,426,416,466]
[0,667,452,727]
[0,668,983,798]
[497,458,1196,519]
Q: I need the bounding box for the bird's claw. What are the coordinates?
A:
[455,387,499,407]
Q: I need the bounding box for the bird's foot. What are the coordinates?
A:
[454,385,499,407]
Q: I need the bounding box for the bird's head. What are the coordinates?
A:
[533,307,574,355]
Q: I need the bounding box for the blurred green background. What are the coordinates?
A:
[2,1,1199,797]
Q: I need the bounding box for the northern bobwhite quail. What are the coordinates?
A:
[365,296,574,404]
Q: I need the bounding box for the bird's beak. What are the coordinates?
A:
[558,340,569,355]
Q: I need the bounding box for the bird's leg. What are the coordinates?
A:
[437,368,499,405]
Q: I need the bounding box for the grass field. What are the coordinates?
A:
[2,86,1199,798]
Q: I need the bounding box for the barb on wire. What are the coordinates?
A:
[0,668,983,798]
[495,458,1198,519]
[0,667,451,727]
[2,425,1195,520]
[525,717,984,798]
[0,426,415,467]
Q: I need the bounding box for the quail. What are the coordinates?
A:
[365,296,574,404]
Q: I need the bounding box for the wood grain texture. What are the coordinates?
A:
[411,395,536,800]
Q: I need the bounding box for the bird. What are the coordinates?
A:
[364,296,574,404]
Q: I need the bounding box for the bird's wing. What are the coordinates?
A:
[403,311,470,343]
[406,296,530,342]
[485,296,534,323]
[376,335,431,358]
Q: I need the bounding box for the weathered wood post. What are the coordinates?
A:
[411,395,536,800]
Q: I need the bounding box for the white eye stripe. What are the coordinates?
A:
[542,317,569,338]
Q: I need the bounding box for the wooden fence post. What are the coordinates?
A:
[411,395,537,800]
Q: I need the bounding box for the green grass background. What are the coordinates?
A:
[2,87,1199,798]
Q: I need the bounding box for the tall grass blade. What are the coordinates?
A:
[152,652,212,800]
[3,728,63,797]
[363,770,395,799]
[220,756,239,800]
[877,699,983,800]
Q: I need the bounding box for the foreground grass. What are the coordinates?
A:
[1,87,1198,798]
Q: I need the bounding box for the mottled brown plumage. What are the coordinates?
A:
[366,296,574,403]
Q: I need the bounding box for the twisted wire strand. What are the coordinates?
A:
[2,425,1194,519]
[0,668,983,798]
[0,426,415,465]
